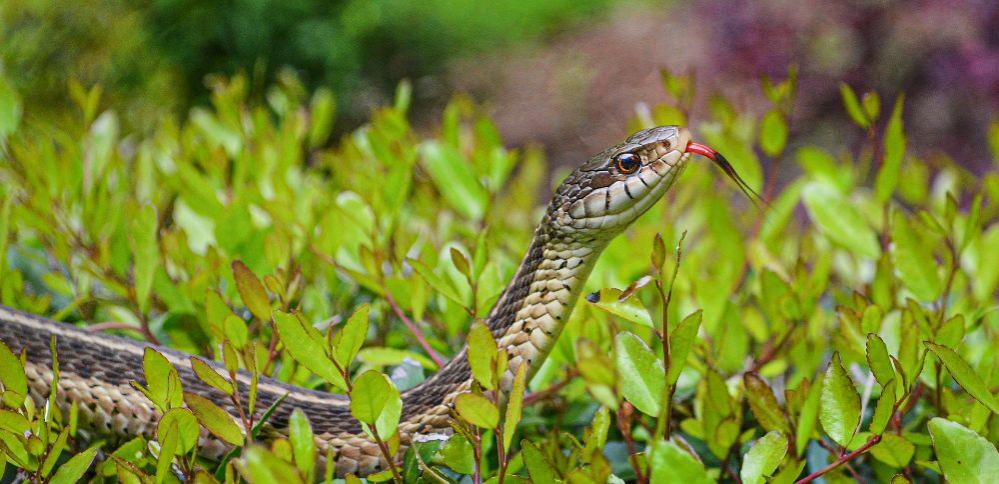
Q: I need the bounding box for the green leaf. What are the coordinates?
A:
[407,257,465,307]
[49,445,99,484]
[869,379,897,435]
[131,204,158,314]
[450,247,471,278]
[928,418,999,482]
[0,341,27,407]
[289,409,316,478]
[503,364,527,452]
[467,321,498,390]
[190,357,233,396]
[820,353,861,447]
[862,91,881,121]
[744,373,790,434]
[667,310,702,385]
[740,431,788,484]
[589,288,655,327]
[138,348,183,412]
[232,261,271,322]
[349,370,402,438]
[0,410,29,434]
[870,434,914,468]
[522,440,559,483]
[156,419,179,483]
[455,393,499,429]
[158,408,199,454]
[236,445,304,483]
[839,83,870,128]
[419,141,488,220]
[184,392,245,446]
[802,181,880,259]
[759,110,788,157]
[307,88,336,148]
[866,334,895,389]
[440,436,476,474]
[649,440,713,484]
[333,304,369,368]
[0,75,23,137]
[891,211,941,301]
[924,342,999,414]
[273,310,346,390]
[876,95,906,201]
[614,332,665,416]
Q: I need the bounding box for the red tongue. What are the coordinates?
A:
[684,142,719,160]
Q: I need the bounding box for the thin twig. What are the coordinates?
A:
[796,435,881,484]
[523,370,578,405]
[385,292,445,369]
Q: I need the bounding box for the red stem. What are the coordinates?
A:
[384,292,445,368]
[796,435,882,484]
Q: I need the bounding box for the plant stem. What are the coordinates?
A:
[385,292,446,368]
[796,435,881,484]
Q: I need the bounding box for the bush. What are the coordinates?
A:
[0,69,997,482]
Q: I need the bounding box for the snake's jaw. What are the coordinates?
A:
[552,125,690,236]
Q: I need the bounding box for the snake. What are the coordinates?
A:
[0,125,741,477]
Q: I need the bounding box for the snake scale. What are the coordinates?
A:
[0,126,711,477]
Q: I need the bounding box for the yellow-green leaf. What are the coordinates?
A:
[925,342,999,414]
[928,417,999,482]
[467,321,498,389]
[232,261,271,321]
[184,392,244,446]
[740,431,788,484]
[273,310,346,391]
[615,331,664,416]
[455,393,499,429]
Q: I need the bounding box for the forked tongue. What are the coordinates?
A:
[685,141,765,208]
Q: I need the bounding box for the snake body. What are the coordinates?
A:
[0,126,692,476]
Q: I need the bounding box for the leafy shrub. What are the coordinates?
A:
[0,68,997,483]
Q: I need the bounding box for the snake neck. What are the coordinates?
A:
[488,218,609,389]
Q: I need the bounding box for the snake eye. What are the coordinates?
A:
[615,153,641,174]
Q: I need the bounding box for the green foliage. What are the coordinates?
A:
[0,69,997,483]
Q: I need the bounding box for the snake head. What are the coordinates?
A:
[550,125,692,237]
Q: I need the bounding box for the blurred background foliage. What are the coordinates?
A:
[2,0,996,174]
[0,0,998,481]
